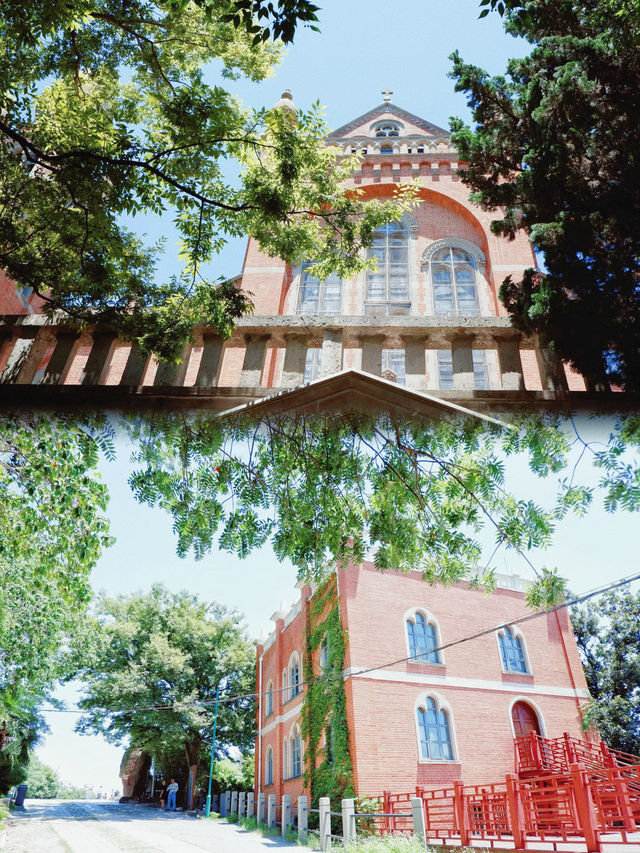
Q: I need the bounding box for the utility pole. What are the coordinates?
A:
[204,684,220,818]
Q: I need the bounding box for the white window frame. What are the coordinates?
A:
[265,745,274,786]
[403,607,445,666]
[495,625,532,675]
[414,692,459,764]
[265,680,274,718]
[422,238,488,318]
[288,651,301,702]
[282,737,289,781]
[297,263,343,315]
[289,722,303,778]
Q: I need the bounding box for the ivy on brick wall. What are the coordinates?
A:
[300,573,354,812]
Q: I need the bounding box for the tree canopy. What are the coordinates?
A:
[572,587,640,754]
[0,0,411,361]
[450,0,640,388]
[66,585,256,781]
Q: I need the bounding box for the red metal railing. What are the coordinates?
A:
[515,732,640,777]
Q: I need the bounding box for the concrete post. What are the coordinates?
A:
[297,795,308,842]
[361,336,383,377]
[281,794,291,836]
[119,342,149,385]
[40,332,80,385]
[238,791,246,818]
[281,336,307,387]
[450,335,475,390]
[81,332,117,385]
[246,791,254,819]
[267,793,276,828]
[411,797,427,845]
[341,798,355,844]
[212,794,219,813]
[257,792,265,823]
[153,344,191,386]
[230,790,238,815]
[404,337,427,390]
[239,335,268,386]
[319,796,331,851]
[535,342,568,392]
[496,336,525,391]
[320,330,343,376]
[195,332,223,386]
[0,330,45,384]
[219,791,227,817]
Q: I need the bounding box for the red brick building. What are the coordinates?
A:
[0,95,589,404]
[255,561,591,804]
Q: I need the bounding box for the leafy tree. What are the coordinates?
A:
[0,0,412,360]
[0,416,113,717]
[571,588,640,754]
[451,0,640,388]
[0,699,43,795]
[210,754,254,792]
[25,754,60,799]
[66,586,255,783]
[125,411,590,607]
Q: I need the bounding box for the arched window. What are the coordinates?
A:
[375,122,400,137]
[265,746,273,786]
[430,246,480,317]
[366,221,410,314]
[289,653,300,701]
[291,724,302,777]
[282,668,288,703]
[407,612,440,663]
[417,698,454,760]
[265,680,274,717]
[282,737,289,780]
[298,264,342,315]
[498,627,528,674]
[318,635,329,671]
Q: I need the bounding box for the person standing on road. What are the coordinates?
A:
[159,780,167,810]
[167,779,179,811]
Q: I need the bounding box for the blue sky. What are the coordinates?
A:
[34,2,640,793]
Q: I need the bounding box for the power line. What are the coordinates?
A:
[39,569,640,717]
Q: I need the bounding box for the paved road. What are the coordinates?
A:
[4,799,299,853]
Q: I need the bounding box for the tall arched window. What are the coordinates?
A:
[298,264,342,315]
[282,737,289,780]
[431,246,480,317]
[282,668,288,704]
[366,221,410,314]
[291,724,302,777]
[265,746,273,786]
[407,612,440,663]
[289,653,300,701]
[417,698,454,760]
[498,627,528,673]
[265,680,274,717]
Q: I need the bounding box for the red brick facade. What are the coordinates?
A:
[255,561,591,802]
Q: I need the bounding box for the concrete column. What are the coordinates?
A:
[195,332,223,386]
[0,330,46,384]
[281,794,291,836]
[297,796,308,841]
[411,797,427,845]
[450,335,475,390]
[120,342,150,385]
[40,332,80,384]
[230,790,238,815]
[320,330,343,376]
[267,793,276,828]
[535,341,568,392]
[0,331,14,375]
[153,344,191,386]
[281,336,307,387]
[496,336,524,391]
[341,798,355,844]
[239,335,268,386]
[361,337,382,377]
[404,337,426,390]
[81,331,117,385]
[212,794,219,813]
[257,792,265,823]
[319,796,331,851]
[247,792,254,819]
[238,791,246,818]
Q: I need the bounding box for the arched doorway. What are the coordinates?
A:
[511,701,542,739]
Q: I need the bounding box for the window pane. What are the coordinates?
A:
[437,351,454,390]
[304,349,322,383]
[382,349,405,385]
[472,351,490,390]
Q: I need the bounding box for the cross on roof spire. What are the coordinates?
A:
[381,88,393,103]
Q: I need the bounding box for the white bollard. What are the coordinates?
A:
[267,793,276,828]
[342,798,356,844]
[319,796,331,851]
[281,794,291,836]
[411,797,427,845]
[247,791,254,819]
[298,795,308,841]
[257,792,265,823]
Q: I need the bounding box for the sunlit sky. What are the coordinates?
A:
[33,1,640,793]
